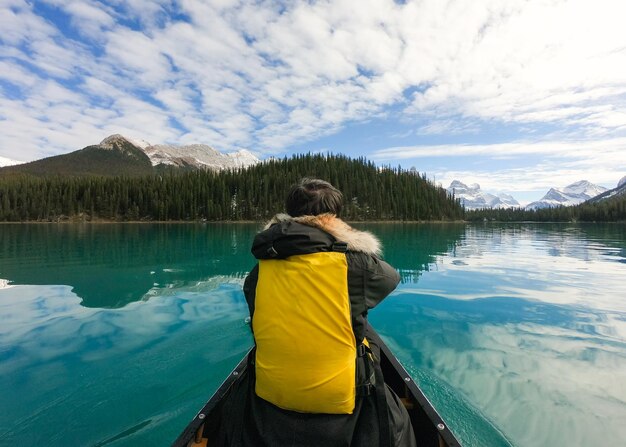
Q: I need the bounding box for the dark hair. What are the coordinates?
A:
[285,178,343,217]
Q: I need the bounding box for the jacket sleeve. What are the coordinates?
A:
[243,264,259,322]
[347,252,400,312]
[363,255,401,310]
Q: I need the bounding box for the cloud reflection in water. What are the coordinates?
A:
[372,223,626,447]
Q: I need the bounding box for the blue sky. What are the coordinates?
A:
[1,0,626,203]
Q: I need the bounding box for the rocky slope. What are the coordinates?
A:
[447,180,520,210]
[526,180,607,210]
[0,134,260,177]
[586,176,626,203]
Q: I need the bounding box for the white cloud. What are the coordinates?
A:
[0,0,625,164]
[0,60,39,88]
[0,0,58,45]
[371,138,626,201]
[104,29,174,86]
[404,0,626,132]
[41,0,116,37]
[372,138,626,162]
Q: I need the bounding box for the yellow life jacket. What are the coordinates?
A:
[253,251,357,414]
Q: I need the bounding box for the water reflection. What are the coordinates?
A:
[370,223,626,447]
[1,223,625,447]
[0,281,252,446]
[0,224,259,308]
[355,223,466,282]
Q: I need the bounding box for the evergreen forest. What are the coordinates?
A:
[465,197,626,222]
[0,154,465,222]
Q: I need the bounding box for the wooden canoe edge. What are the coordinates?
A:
[170,349,252,447]
[369,329,462,447]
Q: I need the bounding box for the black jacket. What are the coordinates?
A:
[243,214,400,345]
[215,215,416,446]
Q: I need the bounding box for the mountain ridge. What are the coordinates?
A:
[447,180,520,210]
[586,176,626,203]
[526,180,607,210]
[0,134,260,177]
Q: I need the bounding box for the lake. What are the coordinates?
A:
[0,223,625,446]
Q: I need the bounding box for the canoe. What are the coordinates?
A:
[172,328,462,447]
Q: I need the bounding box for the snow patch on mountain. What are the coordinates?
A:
[98,135,259,170]
[145,144,221,168]
[126,137,151,150]
[588,175,626,202]
[227,149,259,168]
[525,180,607,210]
[447,180,521,210]
[145,144,259,170]
[0,156,22,167]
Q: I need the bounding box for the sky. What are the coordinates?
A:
[1,0,626,204]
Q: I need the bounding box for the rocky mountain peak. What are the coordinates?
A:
[526,180,607,210]
[95,134,260,171]
[446,180,520,210]
[449,180,467,189]
[100,134,151,151]
[100,134,133,149]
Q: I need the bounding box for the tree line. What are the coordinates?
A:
[0,154,465,222]
[465,197,626,222]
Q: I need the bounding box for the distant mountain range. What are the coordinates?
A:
[525,180,608,210]
[587,175,626,203]
[0,134,259,177]
[447,179,617,211]
[447,181,521,210]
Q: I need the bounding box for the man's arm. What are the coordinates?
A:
[364,255,401,310]
[243,264,259,322]
[347,252,400,312]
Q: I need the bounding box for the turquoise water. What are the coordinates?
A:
[0,223,625,446]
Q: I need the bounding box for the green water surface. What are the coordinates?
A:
[0,223,625,446]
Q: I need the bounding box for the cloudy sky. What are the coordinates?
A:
[1,0,625,203]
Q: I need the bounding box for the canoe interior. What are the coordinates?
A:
[172,330,461,447]
[371,330,461,447]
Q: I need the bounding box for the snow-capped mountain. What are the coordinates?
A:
[144,143,258,170]
[0,156,22,167]
[447,180,521,210]
[102,134,259,170]
[227,149,259,168]
[525,180,607,210]
[587,175,626,203]
[0,134,261,178]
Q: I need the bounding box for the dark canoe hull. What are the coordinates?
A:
[172,328,461,447]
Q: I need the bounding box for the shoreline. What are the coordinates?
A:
[0,219,468,224]
[1,219,622,224]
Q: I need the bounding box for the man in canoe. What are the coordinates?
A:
[218,178,416,446]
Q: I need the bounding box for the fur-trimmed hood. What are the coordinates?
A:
[263,213,381,256]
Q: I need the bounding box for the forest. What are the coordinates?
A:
[0,154,465,222]
[465,197,626,222]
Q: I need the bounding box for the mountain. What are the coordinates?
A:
[447,180,520,210]
[0,135,259,178]
[586,175,626,203]
[0,135,154,177]
[526,180,608,210]
[144,142,258,171]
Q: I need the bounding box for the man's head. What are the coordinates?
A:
[285,178,343,217]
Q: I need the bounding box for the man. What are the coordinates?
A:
[219,178,416,446]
